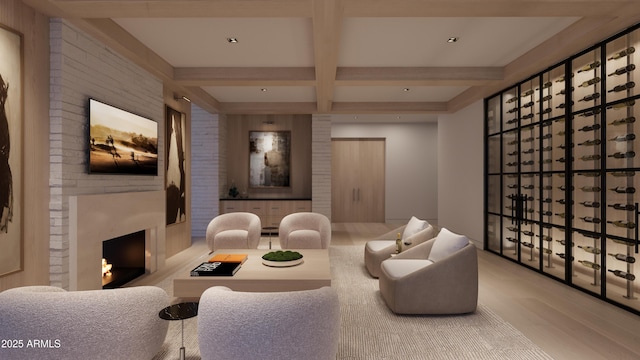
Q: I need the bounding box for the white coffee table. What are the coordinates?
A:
[173,249,331,298]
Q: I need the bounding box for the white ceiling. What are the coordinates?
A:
[23,0,640,123]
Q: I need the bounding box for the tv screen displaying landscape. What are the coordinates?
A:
[88,98,158,175]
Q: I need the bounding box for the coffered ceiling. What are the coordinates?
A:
[23,0,640,122]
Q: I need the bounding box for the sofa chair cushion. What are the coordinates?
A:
[381,259,434,279]
[214,229,249,248]
[428,227,469,262]
[402,216,429,242]
[288,229,322,248]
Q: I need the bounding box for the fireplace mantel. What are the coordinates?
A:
[69,191,166,290]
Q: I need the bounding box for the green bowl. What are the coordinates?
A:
[262,250,303,262]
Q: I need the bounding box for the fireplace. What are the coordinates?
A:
[69,191,166,290]
[102,230,146,289]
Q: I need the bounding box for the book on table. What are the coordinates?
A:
[190,261,241,276]
[208,253,248,264]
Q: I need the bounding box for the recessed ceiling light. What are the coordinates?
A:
[403,88,410,92]
[447,37,458,43]
[227,37,238,43]
[261,88,268,92]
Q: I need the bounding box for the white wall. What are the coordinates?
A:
[437,101,484,247]
[332,122,438,224]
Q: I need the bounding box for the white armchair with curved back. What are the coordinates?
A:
[206,212,262,252]
[378,228,478,315]
[279,212,331,249]
[198,286,340,360]
[0,285,169,360]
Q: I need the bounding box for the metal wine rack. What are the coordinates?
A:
[485,23,640,315]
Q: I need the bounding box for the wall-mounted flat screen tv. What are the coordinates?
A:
[88,98,158,175]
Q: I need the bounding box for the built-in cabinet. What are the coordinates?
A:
[220,199,312,228]
[485,24,640,315]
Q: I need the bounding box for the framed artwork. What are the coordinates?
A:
[166,106,186,225]
[88,98,158,175]
[0,24,23,277]
[249,131,290,188]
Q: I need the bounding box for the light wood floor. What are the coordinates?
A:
[132,223,640,360]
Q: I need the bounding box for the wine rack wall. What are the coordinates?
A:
[485,24,640,315]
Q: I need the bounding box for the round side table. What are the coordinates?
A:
[159,302,199,360]
[262,226,278,249]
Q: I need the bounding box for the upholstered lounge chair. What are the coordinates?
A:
[206,212,261,252]
[0,285,169,360]
[364,216,437,278]
[279,212,331,249]
[198,286,340,360]
[379,228,478,315]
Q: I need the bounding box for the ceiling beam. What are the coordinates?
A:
[174,67,316,86]
[335,67,503,86]
[343,0,638,17]
[332,101,448,114]
[46,0,313,18]
[312,0,343,113]
[221,102,318,114]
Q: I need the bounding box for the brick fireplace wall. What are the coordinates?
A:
[49,19,164,289]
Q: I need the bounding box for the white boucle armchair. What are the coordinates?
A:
[198,286,340,360]
[206,212,262,251]
[278,212,331,249]
[0,285,169,360]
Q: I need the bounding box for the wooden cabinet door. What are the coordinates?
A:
[331,139,385,222]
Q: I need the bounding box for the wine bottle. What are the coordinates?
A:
[541,198,552,203]
[578,260,601,270]
[608,203,635,211]
[522,148,535,154]
[536,234,552,241]
[521,89,534,97]
[578,123,600,132]
[556,157,573,163]
[578,93,600,102]
[536,145,553,152]
[580,154,601,161]
[537,247,553,255]
[556,101,574,109]
[558,186,574,191]
[506,107,519,114]
[610,170,635,177]
[610,186,636,194]
[607,151,635,159]
[522,230,535,236]
[506,96,518,104]
[395,232,402,254]
[556,252,574,260]
[506,118,518,124]
[538,210,553,216]
[607,220,636,229]
[607,99,636,110]
[580,108,601,117]
[522,136,534,142]
[555,213,574,219]
[518,241,534,249]
[607,46,635,60]
[608,133,635,141]
[541,81,552,89]
[580,216,602,224]
[522,184,534,189]
[580,186,601,192]
[578,245,602,254]
[577,172,601,177]
[612,238,636,246]
[507,139,518,145]
[541,185,553,190]
[580,201,600,208]
[522,101,534,108]
[607,269,636,281]
[537,133,553,140]
[608,253,636,263]
[608,81,635,93]
[506,162,518,167]
[577,61,601,73]
[556,239,574,247]
[506,184,518,189]
[506,237,518,243]
[507,150,519,156]
[540,159,553,164]
[578,139,601,146]
[522,113,535,120]
[577,231,600,239]
[608,64,636,77]
[538,94,553,102]
[578,77,601,87]
[507,226,518,232]
[521,160,534,165]
[537,108,552,115]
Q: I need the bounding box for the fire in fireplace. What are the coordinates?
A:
[102,230,146,289]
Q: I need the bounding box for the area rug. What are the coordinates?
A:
[152,245,553,360]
